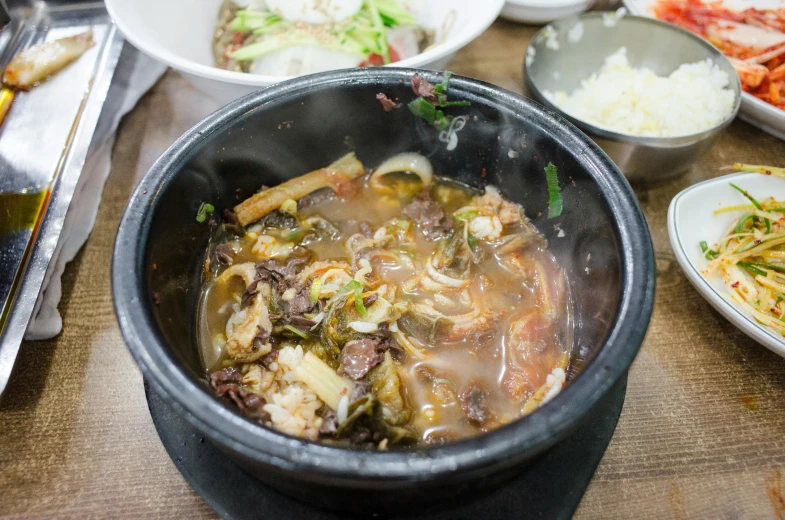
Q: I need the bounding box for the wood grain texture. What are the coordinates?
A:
[1,14,785,520]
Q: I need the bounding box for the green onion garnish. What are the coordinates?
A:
[748,262,785,274]
[283,324,309,339]
[336,280,368,316]
[701,241,720,260]
[545,162,563,218]
[431,71,471,107]
[730,183,763,211]
[455,210,479,222]
[407,97,450,129]
[737,261,768,277]
[196,202,215,223]
[736,213,755,234]
[352,280,367,316]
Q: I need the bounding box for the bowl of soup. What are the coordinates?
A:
[112,68,655,512]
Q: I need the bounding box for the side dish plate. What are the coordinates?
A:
[668,172,785,358]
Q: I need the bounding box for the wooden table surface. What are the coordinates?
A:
[2,15,785,520]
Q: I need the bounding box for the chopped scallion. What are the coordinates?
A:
[737,261,767,276]
[352,281,367,316]
[283,324,309,339]
[407,97,450,129]
[730,183,764,211]
[196,202,215,223]
[749,262,785,274]
[735,213,755,234]
[545,162,563,218]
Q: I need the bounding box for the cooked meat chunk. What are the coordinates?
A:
[403,191,453,240]
[341,337,388,380]
[460,382,491,424]
[209,367,266,418]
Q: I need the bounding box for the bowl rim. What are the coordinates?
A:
[524,13,743,145]
[105,0,505,87]
[505,0,594,8]
[112,67,655,481]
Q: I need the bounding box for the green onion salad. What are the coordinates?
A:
[702,163,785,335]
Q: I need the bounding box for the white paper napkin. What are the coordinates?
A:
[25,45,167,340]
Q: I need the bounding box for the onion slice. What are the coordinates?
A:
[426,257,471,288]
[370,153,433,192]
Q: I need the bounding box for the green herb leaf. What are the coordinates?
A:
[545,162,563,218]
[196,202,215,223]
[283,324,309,339]
[700,241,709,253]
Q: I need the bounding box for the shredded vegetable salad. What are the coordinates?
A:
[702,163,785,334]
[214,0,433,75]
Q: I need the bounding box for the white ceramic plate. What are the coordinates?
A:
[624,0,785,141]
[668,172,785,358]
[501,0,595,24]
[106,0,505,104]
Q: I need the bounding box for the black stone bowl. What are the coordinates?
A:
[112,68,655,513]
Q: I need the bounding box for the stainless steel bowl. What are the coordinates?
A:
[524,14,742,184]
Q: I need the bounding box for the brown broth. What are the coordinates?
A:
[198,176,572,445]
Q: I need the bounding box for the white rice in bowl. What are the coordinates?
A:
[543,47,736,138]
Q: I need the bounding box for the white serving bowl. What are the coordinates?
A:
[106,0,505,104]
[501,0,595,24]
